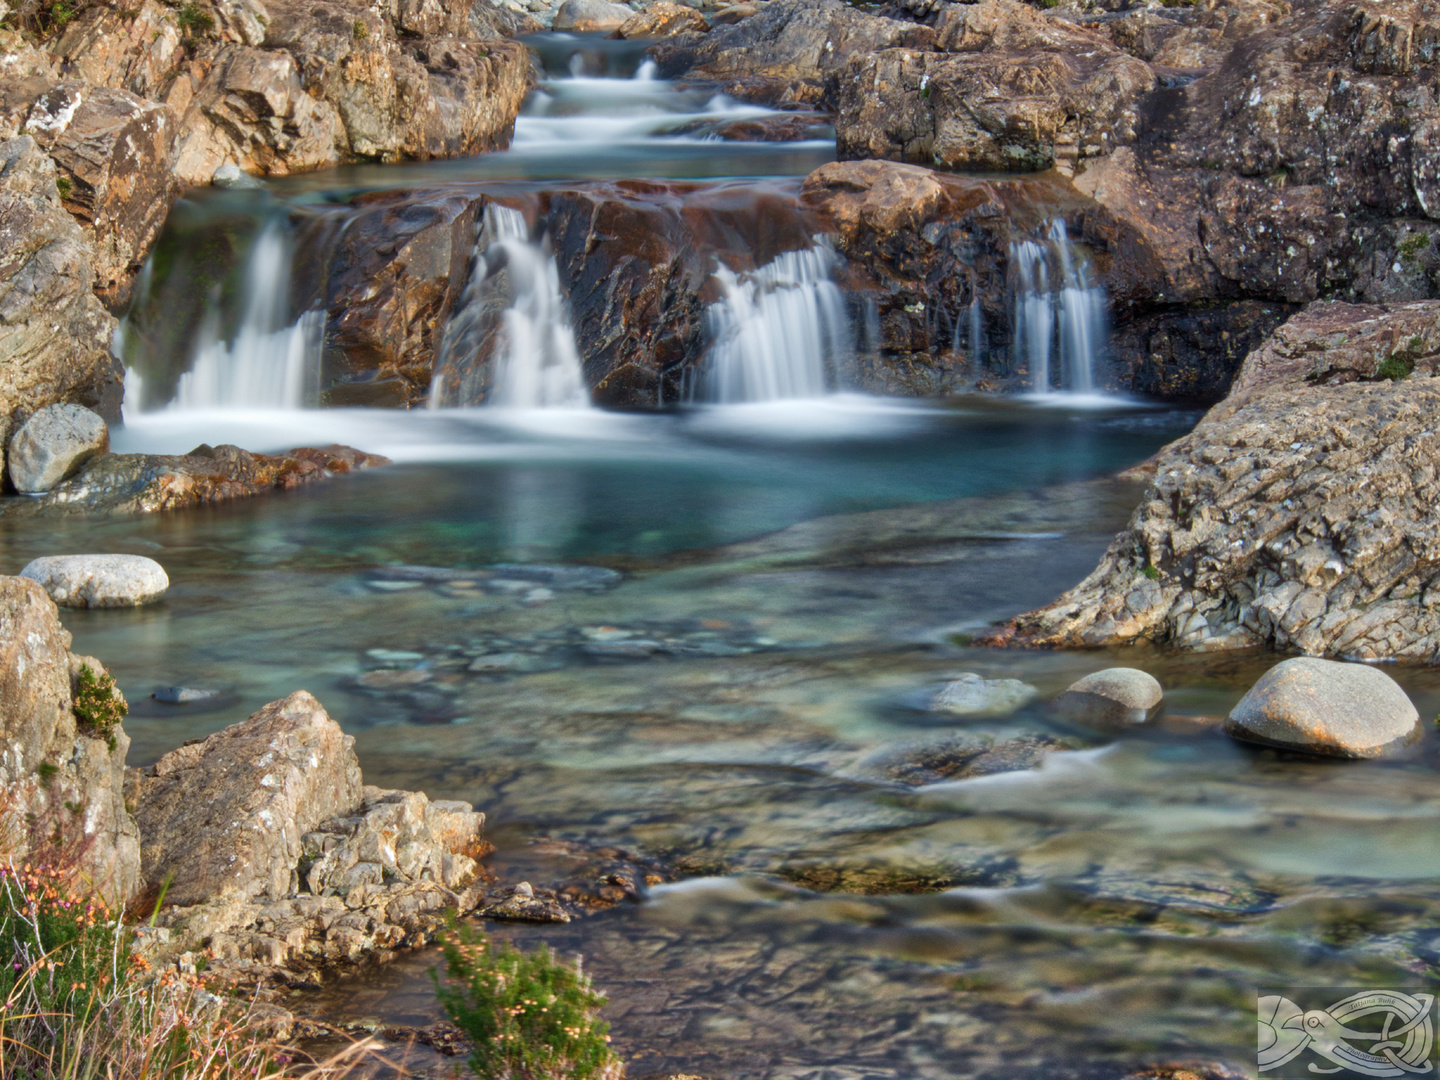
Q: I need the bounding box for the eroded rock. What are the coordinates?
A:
[6,402,108,492]
[20,554,169,608]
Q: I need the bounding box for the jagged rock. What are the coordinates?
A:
[613,0,709,38]
[1052,668,1164,730]
[24,84,178,310]
[1224,657,1421,758]
[0,29,61,138]
[994,301,1440,660]
[0,136,121,479]
[47,0,187,97]
[480,880,572,922]
[6,402,108,492]
[0,443,388,517]
[20,554,169,608]
[833,0,1155,173]
[651,0,933,103]
[0,576,140,905]
[931,673,1039,718]
[133,690,366,906]
[553,0,634,31]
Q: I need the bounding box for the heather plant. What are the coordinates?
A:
[73,664,127,750]
[432,920,622,1080]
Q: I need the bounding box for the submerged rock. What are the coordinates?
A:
[1053,668,1164,731]
[931,672,1039,718]
[1224,658,1421,759]
[20,554,169,608]
[7,403,108,493]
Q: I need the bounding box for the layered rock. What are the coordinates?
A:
[0,443,388,517]
[992,301,1440,660]
[0,576,140,905]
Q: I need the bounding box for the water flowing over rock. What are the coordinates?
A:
[20,554,170,608]
[6,402,108,493]
[990,301,1440,660]
[1010,220,1108,395]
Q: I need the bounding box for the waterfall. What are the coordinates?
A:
[1009,220,1108,395]
[701,243,852,403]
[431,204,589,410]
[168,221,322,410]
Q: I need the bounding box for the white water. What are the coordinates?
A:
[1010,220,1108,396]
[127,221,322,413]
[431,204,589,410]
[702,243,853,403]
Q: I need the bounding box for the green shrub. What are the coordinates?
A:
[73,664,127,750]
[55,173,72,200]
[176,0,214,34]
[432,920,621,1080]
[1140,564,1161,580]
[352,17,368,38]
[1374,353,1415,382]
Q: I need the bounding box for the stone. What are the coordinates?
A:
[931,673,1039,718]
[1052,668,1164,730]
[552,0,634,31]
[211,163,265,190]
[1224,657,1421,759]
[20,554,169,608]
[152,687,220,704]
[613,0,709,38]
[0,443,388,518]
[6,402,108,492]
[0,576,140,905]
[132,690,365,907]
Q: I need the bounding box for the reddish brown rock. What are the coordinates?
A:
[47,0,187,97]
[613,0,710,39]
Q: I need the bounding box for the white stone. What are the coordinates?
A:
[931,673,1039,718]
[20,554,169,608]
[7,404,108,493]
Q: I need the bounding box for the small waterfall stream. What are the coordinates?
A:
[701,243,853,403]
[431,204,589,410]
[1010,220,1108,395]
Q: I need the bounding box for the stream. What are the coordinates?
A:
[16,30,1440,1080]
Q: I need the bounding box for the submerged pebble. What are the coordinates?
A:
[931,672,1040,718]
[152,686,220,704]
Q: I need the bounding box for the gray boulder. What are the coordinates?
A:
[1053,668,1164,730]
[1224,657,1421,759]
[20,554,169,608]
[931,672,1039,718]
[8,404,109,494]
[553,0,634,30]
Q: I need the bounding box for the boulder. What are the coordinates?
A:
[0,576,140,905]
[1052,668,1164,730]
[993,301,1440,660]
[0,136,122,481]
[132,690,365,907]
[931,673,1039,718]
[613,0,709,38]
[6,402,108,492]
[1224,657,1421,759]
[20,554,169,608]
[553,0,634,31]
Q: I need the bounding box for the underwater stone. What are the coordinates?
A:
[931,672,1040,718]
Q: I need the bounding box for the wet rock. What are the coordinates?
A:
[210,163,265,190]
[613,0,709,38]
[20,554,169,608]
[1053,668,1164,730]
[6,403,108,492]
[885,732,1080,785]
[0,443,387,518]
[0,576,140,904]
[1224,657,1421,759]
[152,686,221,704]
[931,672,1039,718]
[133,690,365,906]
[651,0,933,104]
[0,136,122,477]
[833,0,1155,173]
[995,302,1440,660]
[554,0,635,31]
[480,880,572,922]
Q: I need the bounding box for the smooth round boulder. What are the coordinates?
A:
[20,555,169,608]
[1052,668,1164,730]
[7,404,109,493]
[1223,657,1420,759]
[553,0,634,30]
[932,673,1039,718]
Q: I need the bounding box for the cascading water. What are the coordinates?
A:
[157,221,321,411]
[701,243,853,403]
[1009,220,1108,395]
[431,204,589,409]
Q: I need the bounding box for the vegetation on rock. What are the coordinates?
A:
[73,664,127,750]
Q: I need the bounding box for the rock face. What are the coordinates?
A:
[20,554,170,609]
[1224,657,1421,758]
[133,691,366,907]
[994,301,1440,661]
[1052,668,1164,730]
[0,576,140,904]
[0,443,388,518]
[6,403,108,493]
